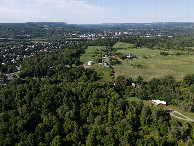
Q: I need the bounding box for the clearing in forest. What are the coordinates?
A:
[79,46,106,62]
[79,46,113,81]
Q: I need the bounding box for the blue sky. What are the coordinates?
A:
[0,0,193,24]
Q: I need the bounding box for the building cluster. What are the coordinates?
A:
[0,40,77,85]
[78,31,137,40]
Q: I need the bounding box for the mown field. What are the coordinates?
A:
[117,48,160,57]
[114,55,194,81]
[79,46,106,62]
[113,42,194,81]
[113,42,135,49]
[92,63,113,82]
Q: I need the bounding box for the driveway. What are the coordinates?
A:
[169,110,194,122]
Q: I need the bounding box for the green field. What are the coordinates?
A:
[112,42,194,81]
[113,42,135,49]
[117,48,161,57]
[80,46,106,62]
[114,55,194,81]
[92,63,113,82]
[80,43,194,81]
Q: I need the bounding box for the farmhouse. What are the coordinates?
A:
[152,100,167,106]
[132,83,136,88]
[88,61,93,66]
[127,54,134,59]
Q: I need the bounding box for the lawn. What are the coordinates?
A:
[79,46,106,62]
[92,63,113,82]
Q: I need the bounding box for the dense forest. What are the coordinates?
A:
[0,23,194,145]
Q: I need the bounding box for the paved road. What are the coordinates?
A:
[169,110,194,122]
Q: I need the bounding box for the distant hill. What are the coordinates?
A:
[26,22,67,25]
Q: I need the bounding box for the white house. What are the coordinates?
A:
[102,62,108,67]
[132,83,136,88]
[127,54,134,59]
[88,61,93,66]
[152,100,166,106]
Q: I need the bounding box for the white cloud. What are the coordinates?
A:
[0,0,110,23]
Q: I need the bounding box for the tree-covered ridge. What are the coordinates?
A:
[0,22,194,43]
[0,40,194,145]
[1,69,194,145]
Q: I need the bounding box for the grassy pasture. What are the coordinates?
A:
[80,43,194,81]
[92,63,113,82]
[80,46,106,62]
[112,42,194,81]
[114,55,194,81]
[113,42,135,49]
[117,48,161,57]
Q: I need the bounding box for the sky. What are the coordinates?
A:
[0,0,193,24]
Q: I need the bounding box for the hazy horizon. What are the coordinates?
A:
[0,21,194,25]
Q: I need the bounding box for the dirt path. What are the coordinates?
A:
[169,110,194,122]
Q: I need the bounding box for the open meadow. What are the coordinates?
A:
[79,46,106,62]
[80,42,194,81]
[113,42,135,49]
[114,55,194,81]
[92,63,113,82]
[113,42,194,81]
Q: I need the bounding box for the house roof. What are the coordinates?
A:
[152,100,166,105]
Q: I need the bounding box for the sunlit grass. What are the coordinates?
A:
[80,46,106,62]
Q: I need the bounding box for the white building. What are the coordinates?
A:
[152,100,166,106]
[132,83,136,88]
[88,61,93,66]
